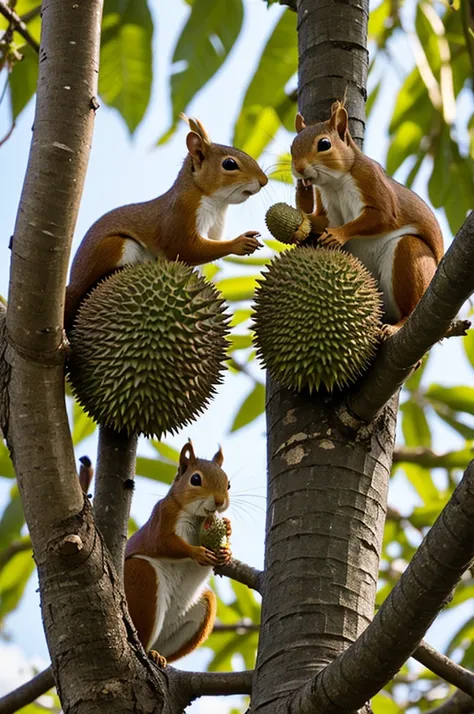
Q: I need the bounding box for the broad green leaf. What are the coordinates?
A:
[446,614,474,655]
[0,548,35,619]
[0,487,24,549]
[230,579,261,621]
[202,263,220,281]
[450,582,474,607]
[135,456,176,484]
[433,407,474,440]
[402,464,439,504]
[264,238,291,253]
[72,401,96,445]
[269,153,293,184]
[0,441,15,478]
[161,0,243,142]
[99,0,153,133]
[150,441,179,464]
[231,383,265,432]
[386,121,424,176]
[409,499,448,528]
[0,0,41,44]
[463,322,474,369]
[404,354,429,393]
[223,255,271,266]
[8,44,38,120]
[366,80,381,118]
[368,0,397,47]
[389,68,433,136]
[426,384,474,415]
[372,692,401,714]
[401,401,431,448]
[214,276,260,302]
[233,10,297,158]
[227,333,254,351]
[230,309,252,327]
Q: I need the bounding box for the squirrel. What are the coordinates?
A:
[290,101,444,336]
[123,440,231,666]
[64,116,268,329]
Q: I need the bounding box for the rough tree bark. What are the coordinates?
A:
[2,1,169,711]
[251,0,382,710]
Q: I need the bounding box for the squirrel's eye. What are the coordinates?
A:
[190,473,202,487]
[222,158,239,171]
[317,138,331,152]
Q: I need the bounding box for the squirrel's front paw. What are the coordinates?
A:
[233,231,262,255]
[192,545,219,566]
[318,230,344,249]
[149,650,167,668]
[380,323,400,341]
[215,545,232,566]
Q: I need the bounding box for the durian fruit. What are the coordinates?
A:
[252,247,382,392]
[67,258,230,438]
[265,202,311,245]
[199,515,228,553]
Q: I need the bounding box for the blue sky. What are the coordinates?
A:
[0,1,473,711]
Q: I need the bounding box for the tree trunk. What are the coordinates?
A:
[251,1,391,710]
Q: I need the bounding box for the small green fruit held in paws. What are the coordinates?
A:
[265,202,311,245]
[199,516,228,554]
[67,258,230,438]
[252,247,383,392]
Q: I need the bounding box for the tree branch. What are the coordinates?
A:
[289,458,474,713]
[0,668,54,714]
[348,211,474,422]
[0,537,31,570]
[0,0,39,52]
[426,691,474,714]
[393,446,472,470]
[413,641,474,697]
[214,558,263,593]
[167,667,252,711]
[93,426,137,582]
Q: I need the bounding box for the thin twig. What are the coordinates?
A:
[0,1,39,52]
[0,668,54,714]
[167,667,252,710]
[393,446,472,469]
[413,641,474,697]
[214,558,263,593]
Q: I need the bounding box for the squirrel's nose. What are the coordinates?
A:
[293,160,307,177]
[215,497,225,509]
[259,172,269,188]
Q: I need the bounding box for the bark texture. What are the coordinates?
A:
[4,1,168,711]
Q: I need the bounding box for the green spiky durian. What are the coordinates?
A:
[67,259,230,438]
[252,247,383,392]
[199,515,228,553]
[265,202,311,245]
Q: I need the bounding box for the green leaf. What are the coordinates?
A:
[371,692,401,714]
[366,80,381,118]
[0,441,15,479]
[401,400,431,448]
[230,309,252,327]
[404,354,429,393]
[402,464,439,505]
[227,333,254,351]
[233,10,297,158]
[268,153,293,184]
[0,487,24,549]
[161,0,243,142]
[223,255,271,266]
[231,383,265,432]
[149,441,180,464]
[426,384,474,416]
[135,456,176,484]
[71,401,96,445]
[99,0,153,134]
[433,407,474,440]
[214,276,260,302]
[8,44,38,120]
[386,121,424,176]
[463,322,474,369]
[0,548,35,619]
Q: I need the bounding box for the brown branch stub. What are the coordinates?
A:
[0,667,55,714]
[0,0,40,53]
[413,641,474,697]
[167,667,252,710]
[288,458,474,714]
[214,557,263,593]
[348,211,474,422]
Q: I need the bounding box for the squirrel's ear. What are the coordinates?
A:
[295,113,307,133]
[179,439,196,474]
[212,444,224,467]
[186,131,209,165]
[330,102,349,142]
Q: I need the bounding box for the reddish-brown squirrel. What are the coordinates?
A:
[291,101,444,336]
[124,441,231,666]
[64,117,268,329]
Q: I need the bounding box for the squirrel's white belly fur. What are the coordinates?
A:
[134,513,211,651]
[196,194,227,240]
[318,174,415,323]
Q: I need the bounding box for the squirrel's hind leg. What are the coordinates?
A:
[159,589,217,662]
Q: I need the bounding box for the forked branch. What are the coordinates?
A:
[0,0,39,52]
[289,458,474,713]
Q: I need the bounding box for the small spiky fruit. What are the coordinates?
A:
[199,516,228,553]
[265,202,311,245]
[253,247,382,392]
[67,259,230,438]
